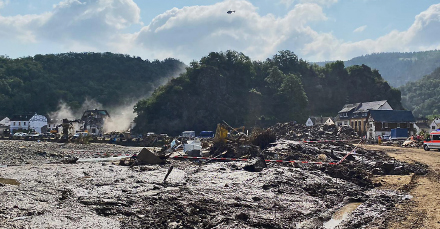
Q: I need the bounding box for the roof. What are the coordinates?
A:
[338,103,359,113]
[81,109,110,119]
[432,118,440,125]
[415,122,430,129]
[309,116,332,125]
[10,113,36,121]
[354,100,388,113]
[369,110,415,123]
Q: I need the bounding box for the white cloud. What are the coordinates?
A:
[280,0,338,8]
[0,0,140,48]
[310,3,440,61]
[1,0,440,63]
[353,25,367,33]
[133,0,327,62]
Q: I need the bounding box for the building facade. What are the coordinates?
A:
[366,110,416,139]
[10,113,48,133]
[336,100,393,135]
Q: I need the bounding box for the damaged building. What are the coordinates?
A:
[81,109,110,136]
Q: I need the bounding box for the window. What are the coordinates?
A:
[13,122,15,126]
[433,126,436,130]
[19,122,21,126]
[362,113,367,117]
[397,123,400,128]
[384,123,389,128]
[433,135,440,140]
[24,122,26,126]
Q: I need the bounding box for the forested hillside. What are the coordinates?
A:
[0,52,185,117]
[316,50,440,87]
[400,67,440,118]
[134,50,402,135]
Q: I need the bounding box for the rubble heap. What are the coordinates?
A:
[0,122,431,229]
[268,122,358,141]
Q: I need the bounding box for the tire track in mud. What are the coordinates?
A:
[363,145,440,229]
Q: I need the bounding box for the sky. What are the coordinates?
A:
[0,0,440,64]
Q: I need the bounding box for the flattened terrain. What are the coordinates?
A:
[363,145,440,229]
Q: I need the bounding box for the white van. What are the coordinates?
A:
[181,131,195,138]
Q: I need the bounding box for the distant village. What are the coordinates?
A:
[303,100,438,140]
[0,109,134,138]
[1,100,439,140]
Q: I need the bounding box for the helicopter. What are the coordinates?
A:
[227,10,235,14]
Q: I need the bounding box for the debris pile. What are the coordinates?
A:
[268,122,358,141]
[208,141,260,159]
[0,122,430,228]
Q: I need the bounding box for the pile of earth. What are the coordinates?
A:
[268,122,358,141]
[262,140,428,187]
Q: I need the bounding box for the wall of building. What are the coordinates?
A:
[29,115,48,133]
[10,121,30,133]
[306,118,313,127]
[351,118,367,135]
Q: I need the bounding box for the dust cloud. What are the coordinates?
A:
[48,66,186,133]
[48,102,77,122]
[49,99,137,133]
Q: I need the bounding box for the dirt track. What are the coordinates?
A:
[363,145,440,229]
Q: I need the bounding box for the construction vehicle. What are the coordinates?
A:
[55,119,82,140]
[214,120,246,143]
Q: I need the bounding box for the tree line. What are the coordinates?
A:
[0,52,185,118]
[316,50,440,87]
[400,66,440,118]
[134,50,402,135]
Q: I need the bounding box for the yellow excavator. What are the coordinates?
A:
[214,120,246,143]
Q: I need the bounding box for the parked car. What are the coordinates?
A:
[13,132,26,138]
[42,132,55,138]
[73,132,88,139]
[26,132,40,140]
[12,132,27,139]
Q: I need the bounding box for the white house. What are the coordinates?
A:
[414,122,431,135]
[306,117,334,126]
[324,118,335,126]
[10,113,48,133]
[429,118,440,132]
[306,118,314,126]
[0,117,10,126]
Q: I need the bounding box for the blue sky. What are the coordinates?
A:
[0,0,439,63]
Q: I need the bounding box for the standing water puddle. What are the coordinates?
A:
[0,178,20,185]
[323,202,362,229]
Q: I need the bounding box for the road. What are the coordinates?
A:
[363,145,440,229]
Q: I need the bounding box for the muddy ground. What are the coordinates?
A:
[0,139,431,228]
[363,145,440,229]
